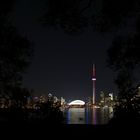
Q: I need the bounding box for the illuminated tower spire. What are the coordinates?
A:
[92,64,96,105]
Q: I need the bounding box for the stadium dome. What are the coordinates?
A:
[68,100,85,106]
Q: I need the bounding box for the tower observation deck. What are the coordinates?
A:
[92,64,96,105]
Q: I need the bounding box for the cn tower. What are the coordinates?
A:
[92,64,96,105]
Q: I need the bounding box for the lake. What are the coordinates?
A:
[64,107,113,124]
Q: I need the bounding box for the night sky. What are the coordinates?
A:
[12,0,117,102]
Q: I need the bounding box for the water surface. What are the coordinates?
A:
[65,107,113,124]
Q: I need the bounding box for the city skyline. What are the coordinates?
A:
[1,0,140,128]
[11,0,125,101]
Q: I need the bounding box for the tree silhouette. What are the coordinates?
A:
[0,0,33,101]
[107,34,140,124]
[41,0,94,34]
[41,0,140,33]
[107,35,140,99]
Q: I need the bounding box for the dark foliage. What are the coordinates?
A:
[0,0,33,99]
[0,0,65,125]
[41,0,140,33]
[109,96,140,126]
[41,0,94,34]
[0,101,65,125]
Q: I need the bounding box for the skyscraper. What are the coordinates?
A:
[92,64,96,105]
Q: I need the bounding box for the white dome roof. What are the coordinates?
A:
[68,100,85,105]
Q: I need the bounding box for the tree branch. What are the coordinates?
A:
[80,0,93,14]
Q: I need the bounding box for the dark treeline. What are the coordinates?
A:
[0,0,64,124]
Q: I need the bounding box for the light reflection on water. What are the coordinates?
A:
[65,107,113,124]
